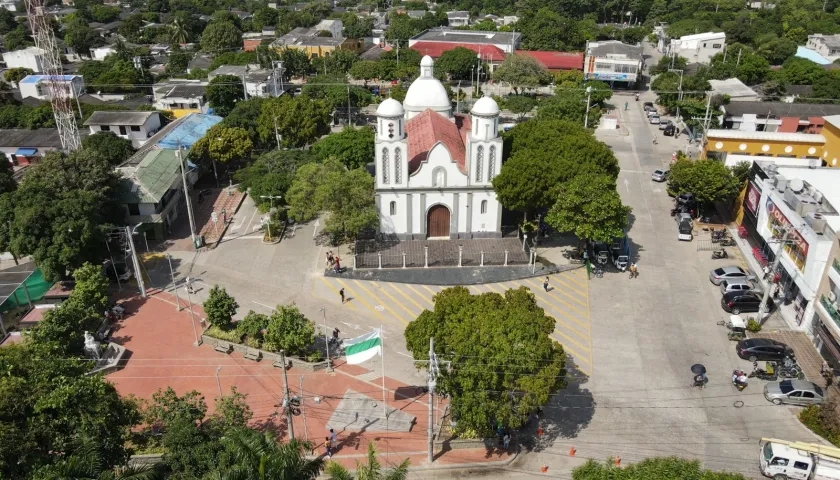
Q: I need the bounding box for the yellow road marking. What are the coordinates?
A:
[333,278,389,320]
[584,269,594,375]
[319,277,358,310]
[547,274,588,300]
[349,280,409,325]
[523,278,588,317]
[482,283,507,294]
[387,283,428,314]
[421,285,439,297]
[369,282,414,324]
[404,283,436,306]
[538,304,589,340]
[551,334,591,366]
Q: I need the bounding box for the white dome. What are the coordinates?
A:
[404,56,451,118]
[471,96,500,116]
[421,55,434,67]
[376,98,404,117]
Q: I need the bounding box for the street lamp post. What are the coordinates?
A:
[319,306,333,372]
[668,68,684,120]
[583,86,593,128]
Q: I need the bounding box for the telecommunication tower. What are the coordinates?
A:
[25,0,82,151]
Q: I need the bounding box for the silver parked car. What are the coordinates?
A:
[709,266,755,285]
[651,169,670,182]
[764,380,826,406]
[720,279,754,295]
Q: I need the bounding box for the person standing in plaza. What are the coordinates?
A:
[329,428,338,448]
[339,288,345,304]
[503,432,511,450]
[324,437,332,458]
[543,276,550,292]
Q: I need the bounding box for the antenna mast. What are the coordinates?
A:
[25,0,81,151]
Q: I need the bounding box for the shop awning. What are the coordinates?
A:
[14,148,38,156]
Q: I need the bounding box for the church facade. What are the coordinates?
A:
[374,56,504,240]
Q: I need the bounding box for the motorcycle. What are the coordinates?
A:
[732,369,748,391]
[749,361,778,381]
[720,238,736,247]
[711,249,728,259]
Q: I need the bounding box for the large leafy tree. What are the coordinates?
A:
[302,75,372,112]
[573,457,748,480]
[208,126,254,164]
[493,54,550,94]
[209,428,324,480]
[504,95,537,121]
[263,304,316,356]
[201,21,241,53]
[325,443,408,480]
[519,8,583,51]
[404,286,567,436]
[312,126,374,169]
[257,94,331,148]
[349,60,382,85]
[774,57,827,85]
[0,155,15,194]
[82,132,136,166]
[203,285,239,330]
[3,67,33,86]
[10,150,121,281]
[668,158,741,208]
[280,48,312,79]
[64,18,101,55]
[537,90,601,126]
[436,46,480,80]
[546,173,631,243]
[234,149,315,211]
[207,75,245,117]
[0,7,17,34]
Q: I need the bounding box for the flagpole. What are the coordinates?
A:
[381,324,388,463]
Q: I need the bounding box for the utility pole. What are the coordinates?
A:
[427,337,440,463]
[319,306,333,372]
[272,60,284,96]
[166,254,182,311]
[177,144,198,247]
[583,86,593,128]
[280,350,295,440]
[758,227,796,324]
[126,225,146,298]
[273,116,281,150]
[736,48,743,67]
[347,84,352,126]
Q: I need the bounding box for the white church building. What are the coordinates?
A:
[375,55,504,240]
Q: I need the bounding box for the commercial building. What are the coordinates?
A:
[708,78,758,102]
[515,50,584,71]
[2,47,47,72]
[18,74,85,100]
[668,31,725,65]
[819,116,840,169]
[720,102,840,134]
[408,29,522,54]
[805,34,840,63]
[152,81,209,118]
[736,162,840,367]
[583,40,643,87]
[83,111,164,148]
[704,130,825,162]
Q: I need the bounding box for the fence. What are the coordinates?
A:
[352,239,533,270]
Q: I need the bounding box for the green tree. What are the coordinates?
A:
[280,48,312,78]
[3,67,33,85]
[504,95,537,121]
[170,17,189,45]
[205,126,253,164]
[404,286,567,436]
[4,25,31,51]
[10,150,120,281]
[342,14,374,38]
[349,60,382,85]
[263,304,316,355]
[520,8,583,51]
[668,158,741,209]
[325,443,408,480]
[0,193,16,264]
[812,70,840,101]
[234,149,315,211]
[436,46,480,80]
[201,21,241,53]
[755,34,797,65]
[538,90,600,127]
[0,7,17,35]
[584,79,612,105]
[572,457,748,480]
[493,53,550,94]
[312,126,374,169]
[0,155,15,194]
[203,285,239,330]
[303,75,372,111]
[545,173,631,243]
[82,132,136,166]
[730,161,751,184]
[258,95,332,148]
[286,162,325,222]
[207,75,245,117]
[29,446,163,480]
[774,57,827,85]
[209,428,324,480]
[223,98,265,147]
[65,18,101,56]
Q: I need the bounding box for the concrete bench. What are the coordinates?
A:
[243,348,261,361]
[214,342,232,354]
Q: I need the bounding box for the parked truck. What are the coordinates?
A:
[760,438,840,479]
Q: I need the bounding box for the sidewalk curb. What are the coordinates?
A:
[315,447,520,478]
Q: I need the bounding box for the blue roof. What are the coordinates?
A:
[20,75,80,84]
[795,46,831,65]
[157,113,223,150]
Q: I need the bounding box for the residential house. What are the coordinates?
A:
[408,29,522,54]
[243,28,277,51]
[583,40,643,86]
[208,65,281,98]
[0,129,69,166]
[668,31,725,65]
[708,78,759,102]
[83,111,164,148]
[2,47,47,73]
[19,75,85,100]
[272,20,364,58]
[152,81,208,118]
[806,34,840,63]
[516,50,584,71]
[90,45,117,61]
[0,0,17,11]
[187,54,213,75]
[446,11,470,27]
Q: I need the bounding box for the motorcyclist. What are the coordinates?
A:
[733,370,748,390]
[635,93,640,101]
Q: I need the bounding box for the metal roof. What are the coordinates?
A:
[20,74,80,84]
[83,111,158,126]
[0,263,37,307]
[586,40,643,58]
[0,128,64,148]
[410,28,521,46]
[119,149,181,204]
[706,129,826,143]
[708,78,757,98]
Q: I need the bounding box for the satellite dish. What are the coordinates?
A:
[789,178,805,193]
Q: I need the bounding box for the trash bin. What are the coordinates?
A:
[194,236,205,249]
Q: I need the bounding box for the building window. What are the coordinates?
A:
[595,62,612,71]
[488,146,496,180]
[389,201,396,215]
[712,43,722,48]
[130,126,141,132]
[127,203,140,216]
[100,125,110,131]
[119,126,127,135]
[480,200,487,214]
[475,146,484,182]
[394,147,402,184]
[381,148,389,184]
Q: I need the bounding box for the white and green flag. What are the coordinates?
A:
[344,328,382,365]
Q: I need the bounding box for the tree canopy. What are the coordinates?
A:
[435,47,480,80]
[234,149,315,211]
[493,54,551,94]
[404,286,566,436]
[668,158,741,208]
[573,457,748,480]
[312,126,375,169]
[207,75,245,117]
[201,21,241,52]
[204,285,239,330]
[257,94,332,148]
[546,173,631,243]
[82,132,136,166]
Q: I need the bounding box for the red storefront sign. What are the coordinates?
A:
[745,182,760,215]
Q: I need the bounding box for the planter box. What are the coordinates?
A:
[200,334,330,372]
[129,453,164,467]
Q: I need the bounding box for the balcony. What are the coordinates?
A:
[821,294,840,326]
[831,258,840,286]
[834,258,840,275]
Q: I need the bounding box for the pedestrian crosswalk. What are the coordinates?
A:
[313,269,593,375]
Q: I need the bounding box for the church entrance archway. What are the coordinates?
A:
[427,205,450,239]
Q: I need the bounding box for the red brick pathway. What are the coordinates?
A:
[106,291,507,470]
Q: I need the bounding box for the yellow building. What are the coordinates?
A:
[703,129,825,162]
[820,115,840,168]
[273,38,364,59]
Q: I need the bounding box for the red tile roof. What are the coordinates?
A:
[406,110,471,175]
[515,50,584,70]
[410,42,506,62]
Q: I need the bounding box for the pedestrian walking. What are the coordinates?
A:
[330,428,338,448]
[334,256,341,273]
[325,437,332,458]
[503,433,511,450]
[339,288,345,304]
[185,277,195,294]
[543,276,550,292]
[326,252,333,268]
[633,264,640,278]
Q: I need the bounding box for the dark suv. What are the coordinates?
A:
[736,338,793,361]
[721,290,771,314]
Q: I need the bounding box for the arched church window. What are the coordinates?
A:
[480,200,487,214]
[475,146,484,183]
[390,201,397,215]
[394,148,402,183]
[381,148,389,184]
[488,146,497,180]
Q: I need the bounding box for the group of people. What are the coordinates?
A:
[326,251,342,273]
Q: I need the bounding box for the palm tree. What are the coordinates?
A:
[30,445,163,480]
[170,19,188,46]
[206,427,324,480]
[325,443,410,480]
